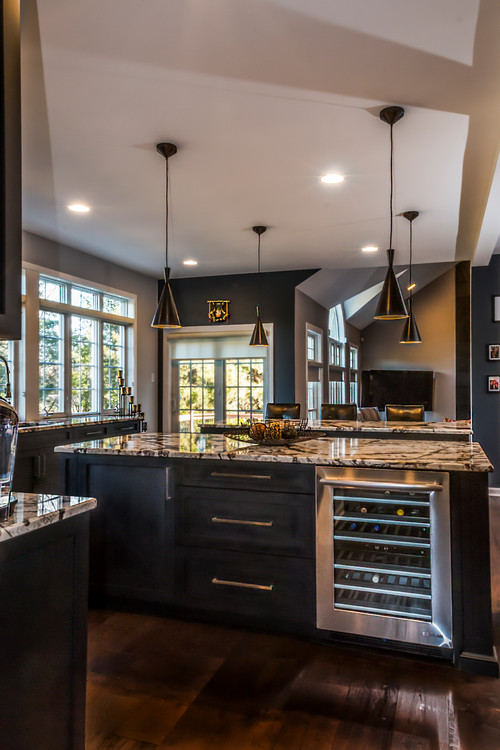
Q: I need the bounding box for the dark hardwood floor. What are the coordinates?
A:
[86,499,500,749]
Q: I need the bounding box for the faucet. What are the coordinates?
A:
[0,355,11,401]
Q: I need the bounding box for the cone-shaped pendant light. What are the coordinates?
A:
[249,226,269,347]
[400,211,422,344]
[374,106,408,320]
[151,143,181,328]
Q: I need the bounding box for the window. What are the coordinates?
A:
[39,310,65,414]
[349,344,359,403]
[329,304,346,343]
[308,381,321,420]
[307,330,322,363]
[34,270,135,417]
[71,316,98,414]
[0,340,15,400]
[330,341,345,367]
[225,358,264,424]
[329,374,345,405]
[103,323,126,410]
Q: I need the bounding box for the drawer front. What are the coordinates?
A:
[176,487,314,557]
[175,460,315,494]
[75,425,107,441]
[176,549,315,623]
[17,428,72,452]
[106,420,141,437]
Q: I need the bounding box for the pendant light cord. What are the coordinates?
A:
[257,233,261,274]
[389,122,394,250]
[164,159,170,268]
[409,218,413,289]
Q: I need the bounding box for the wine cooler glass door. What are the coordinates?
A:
[316,468,452,650]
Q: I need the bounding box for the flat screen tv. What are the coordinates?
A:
[361,370,434,411]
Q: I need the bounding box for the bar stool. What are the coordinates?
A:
[321,403,358,420]
[266,403,300,420]
[359,406,381,422]
[385,404,424,422]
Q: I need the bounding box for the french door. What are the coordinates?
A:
[172,357,266,432]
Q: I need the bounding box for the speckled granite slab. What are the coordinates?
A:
[0,494,96,542]
[55,432,492,473]
[19,415,142,433]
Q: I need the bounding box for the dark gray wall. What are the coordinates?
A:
[23,231,159,429]
[169,269,317,405]
[472,254,500,485]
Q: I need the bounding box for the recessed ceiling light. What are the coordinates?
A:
[183,259,198,266]
[67,203,90,213]
[361,245,378,253]
[320,173,344,184]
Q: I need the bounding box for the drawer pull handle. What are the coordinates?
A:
[320,478,442,492]
[211,577,274,591]
[85,430,103,436]
[211,516,273,527]
[210,472,272,480]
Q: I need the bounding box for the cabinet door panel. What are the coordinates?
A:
[86,464,172,602]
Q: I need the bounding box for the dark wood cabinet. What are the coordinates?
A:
[81,458,174,603]
[0,513,89,750]
[0,0,22,339]
[12,419,142,494]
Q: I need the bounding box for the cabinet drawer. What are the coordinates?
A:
[77,426,106,440]
[176,549,315,624]
[176,460,315,494]
[176,486,314,557]
[106,420,140,437]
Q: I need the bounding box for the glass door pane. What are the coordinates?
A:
[71,315,98,414]
[177,359,215,432]
[225,358,264,424]
[39,310,65,415]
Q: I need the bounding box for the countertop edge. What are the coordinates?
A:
[0,496,97,543]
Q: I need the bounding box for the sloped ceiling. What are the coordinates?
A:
[21,0,500,279]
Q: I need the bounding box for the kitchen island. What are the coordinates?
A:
[0,493,96,750]
[201,419,472,441]
[58,432,497,676]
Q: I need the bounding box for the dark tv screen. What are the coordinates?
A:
[361,370,434,411]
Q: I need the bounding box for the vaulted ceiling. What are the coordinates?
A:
[21,0,500,291]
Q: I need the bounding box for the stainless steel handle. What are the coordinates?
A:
[211,517,273,527]
[212,577,274,591]
[85,430,103,436]
[320,478,442,492]
[210,472,272,480]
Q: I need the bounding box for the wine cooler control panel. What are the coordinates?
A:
[316,467,452,650]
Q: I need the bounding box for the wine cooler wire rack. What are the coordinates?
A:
[332,487,433,622]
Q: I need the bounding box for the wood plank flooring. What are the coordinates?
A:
[86,499,500,750]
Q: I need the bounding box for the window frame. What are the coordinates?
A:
[23,264,136,420]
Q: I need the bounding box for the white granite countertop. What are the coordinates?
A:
[0,494,96,542]
[308,419,472,435]
[55,432,492,473]
[19,414,142,434]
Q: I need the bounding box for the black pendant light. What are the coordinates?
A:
[374,106,408,320]
[400,210,422,344]
[151,142,181,328]
[249,226,269,347]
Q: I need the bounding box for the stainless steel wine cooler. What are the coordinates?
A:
[316,467,452,650]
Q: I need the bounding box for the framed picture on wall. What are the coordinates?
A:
[488,376,500,392]
[493,296,500,322]
[489,345,500,360]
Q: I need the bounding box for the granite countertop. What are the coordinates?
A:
[55,431,492,473]
[19,414,142,433]
[308,419,472,435]
[0,493,96,542]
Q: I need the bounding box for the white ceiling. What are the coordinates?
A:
[21,0,500,290]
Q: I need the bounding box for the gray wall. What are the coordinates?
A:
[23,231,159,429]
[294,289,329,415]
[360,268,456,420]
